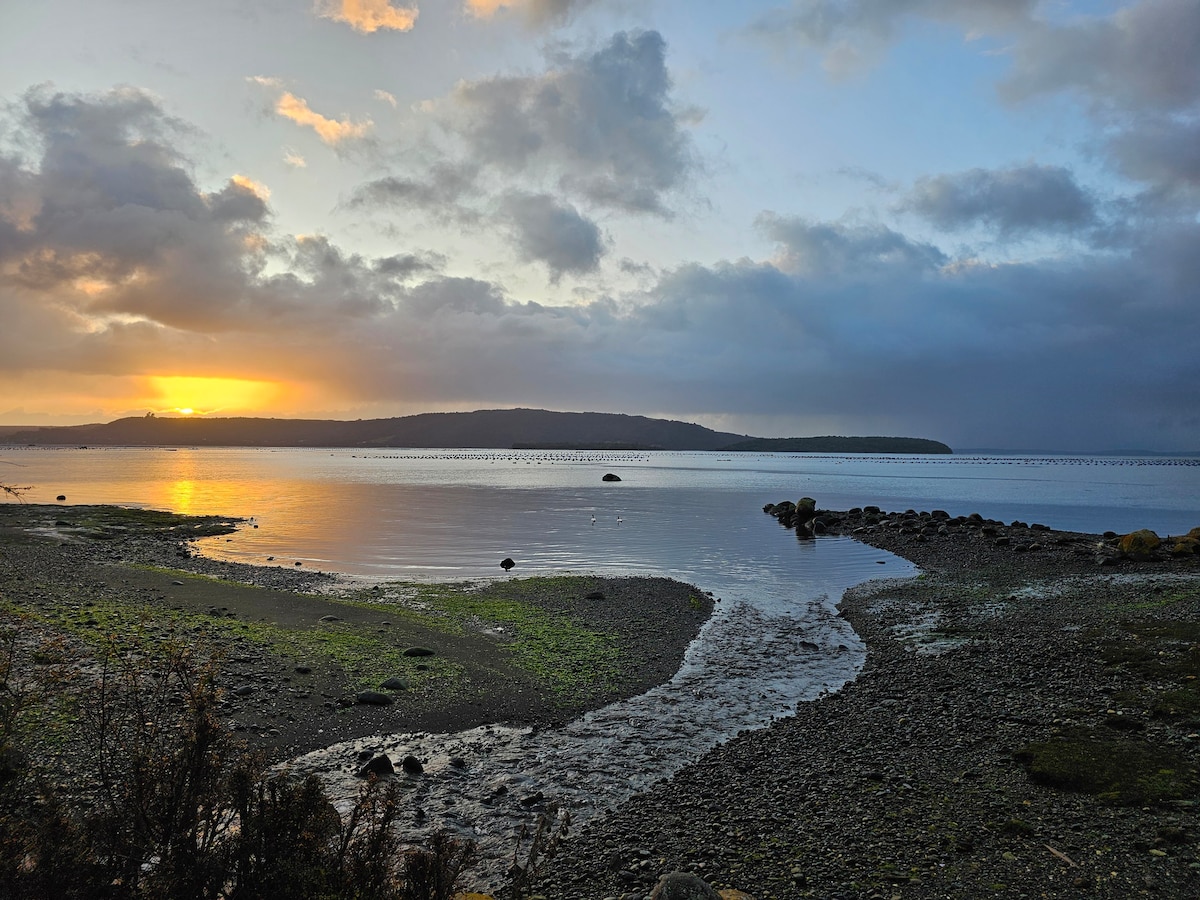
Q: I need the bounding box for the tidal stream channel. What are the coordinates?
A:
[286,538,918,890]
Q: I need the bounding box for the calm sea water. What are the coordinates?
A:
[1,447,1197,582]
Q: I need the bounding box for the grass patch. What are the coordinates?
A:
[0,594,457,693]
[1014,726,1198,805]
[401,578,622,699]
[1151,686,1200,720]
[1097,620,1200,681]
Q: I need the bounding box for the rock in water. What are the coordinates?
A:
[356,755,394,778]
[602,473,622,481]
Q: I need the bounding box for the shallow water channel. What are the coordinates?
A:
[287,537,917,889]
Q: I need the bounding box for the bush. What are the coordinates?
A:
[0,631,477,899]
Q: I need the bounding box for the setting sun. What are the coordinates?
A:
[148,376,286,416]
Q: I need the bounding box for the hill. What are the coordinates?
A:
[2,409,746,451]
[721,436,953,454]
[1,409,951,453]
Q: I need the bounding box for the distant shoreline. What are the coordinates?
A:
[0,408,951,454]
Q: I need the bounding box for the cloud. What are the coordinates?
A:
[283,150,307,168]
[498,192,605,280]
[899,164,1095,236]
[751,0,1037,76]
[5,86,1199,451]
[316,0,418,33]
[208,176,271,223]
[438,30,695,214]
[1109,117,1200,194]
[347,163,481,221]
[996,0,1200,203]
[1000,0,1200,112]
[345,29,694,282]
[757,213,946,276]
[464,0,598,26]
[275,92,372,144]
[374,89,398,108]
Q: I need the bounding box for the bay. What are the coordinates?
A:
[4,445,1197,885]
[1,448,1196,583]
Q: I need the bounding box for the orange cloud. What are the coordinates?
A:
[276,92,372,144]
[230,174,271,199]
[465,0,509,16]
[146,375,288,416]
[317,0,418,33]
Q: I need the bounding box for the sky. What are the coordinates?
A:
[1,0,1198,451]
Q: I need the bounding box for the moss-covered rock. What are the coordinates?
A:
[1118,529,1161,559]
[1171,537,1199,556]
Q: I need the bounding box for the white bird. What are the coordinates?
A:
[591,514,596,525]
[617,515,623,525]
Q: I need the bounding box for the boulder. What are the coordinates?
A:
[1118,529,1161,559]
[401,755,424,775]
[380,676,409,690]
[795,497,817,522]
[602,473,622,482]
[356,754,394,778]
[649,871,723,900]
[1171,537,1199,556]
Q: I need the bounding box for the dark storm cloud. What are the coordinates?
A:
[497,192,605,280]
[900,165,1095,236]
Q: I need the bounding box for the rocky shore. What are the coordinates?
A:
[4,502,1200,899]
[539,506,1200,899]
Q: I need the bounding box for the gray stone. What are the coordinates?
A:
[356,754,394,778]
[649,871,723,899]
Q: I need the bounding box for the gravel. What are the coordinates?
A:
[537,507,1200,899]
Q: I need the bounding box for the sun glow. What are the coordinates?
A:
[148,376,286,416]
